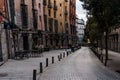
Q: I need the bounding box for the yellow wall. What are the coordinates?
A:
[43,0,69,34]
[56,0,69,34]
[14,0,33,28]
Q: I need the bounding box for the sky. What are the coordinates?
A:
[76,0,87,22]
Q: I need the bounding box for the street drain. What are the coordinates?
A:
[0,73,8,77]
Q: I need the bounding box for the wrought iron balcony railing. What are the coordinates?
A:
[64,9,68,15]
[48,3,52,8]
[53,5,57,10]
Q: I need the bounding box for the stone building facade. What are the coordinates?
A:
[0,0,77,62]
[76,17,85,45]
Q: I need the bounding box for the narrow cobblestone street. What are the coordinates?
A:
[39,47,120,80]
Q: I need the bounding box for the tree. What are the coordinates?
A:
[84,17,103,45]
[80,0,120,66]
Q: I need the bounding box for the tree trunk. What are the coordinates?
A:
[104,29,108,66]
[100,39,103,62]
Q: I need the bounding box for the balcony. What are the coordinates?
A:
[64,9,68,15]
[48,3,52,8]
[43,0,47,5]
[53,5,58,10]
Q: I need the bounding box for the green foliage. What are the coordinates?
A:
[80,0,120,28]
[81,0,120,42]
[84,17,103,43]
[81,0,120,65]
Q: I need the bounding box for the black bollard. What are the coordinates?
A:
[52,56,54,64]
[63,52,65,58]
[46,58,48,67]
[58,55,60,61]
[60,53,62,59]
[67,52,68,56]
[40,62,43,73]
[33,69,37,80]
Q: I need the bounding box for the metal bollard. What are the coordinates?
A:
[46,58,48,67]
[33,69,37,80]
[67,52,68,56]
[40,62,43,73]
[63,52,65,58]
[58,55,60,61]
[60,53,62,59]
[52,56,54,64]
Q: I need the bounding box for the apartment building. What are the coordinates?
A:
[13,0,77,51]
[14,0,31,51]
[42,0,70,48]
[69,0,77,47]
[76,17,85,45]
[107,27,120,52]
[0,0,77,62]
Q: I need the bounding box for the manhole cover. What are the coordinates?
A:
[0,73,8,77]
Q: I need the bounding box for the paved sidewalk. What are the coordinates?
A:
[39,47,120,80]
[102,50,120,72]
[0,49,68,80]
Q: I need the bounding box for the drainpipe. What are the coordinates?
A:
[5,0,14,59]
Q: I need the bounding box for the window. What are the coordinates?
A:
[48,9,51,16]
[54,11,56,18]
[33,9,38,29]
[39,16,42,28]
[39,3,41,12]
[54,20,58,33]
[39,3,41,8]
[48,0,50,3]
[65,15,67,21]
[21,4,28,28]
[21,0,25,4]
[39,16,41,22]
[54,1,56,5]
[60,22,62,26]
[44,15,47,31]
[60,14,61,16]
[65,6,67,9]
[43,7,45,14]
[60,3,62,6]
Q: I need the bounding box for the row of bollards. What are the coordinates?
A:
[33,51,72,80]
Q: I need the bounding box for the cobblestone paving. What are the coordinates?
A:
[39,47,120,80]
[0,49,67,80]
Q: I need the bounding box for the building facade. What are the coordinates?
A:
[76,17,85,45]
[42,0,72,48]
[107,27,120,52]
[14,0,33,52]
[69,0,77,47]
[0,0,77,62]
